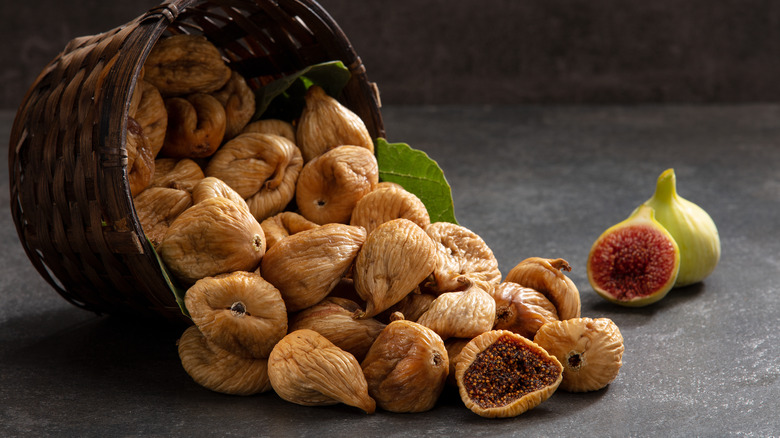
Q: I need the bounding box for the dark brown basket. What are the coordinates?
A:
[8,0,384,323]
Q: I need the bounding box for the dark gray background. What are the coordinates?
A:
[3,0,780,110]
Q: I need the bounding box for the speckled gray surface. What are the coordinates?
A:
[2,105,780,436]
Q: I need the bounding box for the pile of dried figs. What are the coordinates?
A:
[129,34,625,418]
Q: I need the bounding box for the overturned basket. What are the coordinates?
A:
[8,0,384,322]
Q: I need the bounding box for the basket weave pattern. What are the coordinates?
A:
[8,0,384,322]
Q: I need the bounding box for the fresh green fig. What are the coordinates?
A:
[640,168,720,287]
[587,205,680,307]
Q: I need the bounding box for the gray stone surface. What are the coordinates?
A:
[2,104,779,436]
[4,1,780,110]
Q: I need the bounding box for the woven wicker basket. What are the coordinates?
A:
[8,0,384,323]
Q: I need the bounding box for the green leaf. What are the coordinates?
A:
[376,138,458,224]
[146,237,190,319]
[252,60,351,122]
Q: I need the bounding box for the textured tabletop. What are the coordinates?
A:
[2,104,779,436]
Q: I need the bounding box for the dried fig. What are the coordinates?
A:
[376,292,437,324]
[260,224,366,312]
[491,282,559,339]
[444,337,471,386]
[132,186,192,248]
[161,93,226,158]
[205,133,302,221]
[126,117,155,196]
[178,325,272,396]
[361,319,449,413]
[211,71,255,140]
[296,145,378,225]
[131,80,167,156]
[505,257,581,320]
[350,184,430,235]
[353,219,437,318]
[259,211,319,250]
[191,176,248,208]
[534,317,624,392]
[242,119,296,144]
[267,329,376,413]
[289,297,385,362]
[456,330,563,418]
[159,196,265,284]
[416,285,496,340]
[296,85,374,162]
[144,34,231,96]
[149,158,204,193]
[424,222,501,295]
[184,271,287,359]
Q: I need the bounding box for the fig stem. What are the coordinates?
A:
[652,168,678,203]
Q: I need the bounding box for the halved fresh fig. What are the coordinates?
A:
[587,205,680,307]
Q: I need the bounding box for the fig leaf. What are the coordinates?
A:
[147,237,190,319]
[376,138,458,224]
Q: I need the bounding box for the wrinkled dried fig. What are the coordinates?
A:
[444,337,471,386]
[191,176,248,208]
[131,80,167,156]
[416,285,496,340]
[205,133,302,221]
[267,329,376,413]
[353,219,437,318]
[424,222,501,295]
[296,85,374,162]
[184,271,287,359]
[126,117,155,196]
[505,257,581,321]
[161,93,226,158]
[242,119,296,144]
[361,319,449,413]
[260,224,366,311]
[211,71,255,140]
[296,145,378,224]
[350,184,430,235]
[376,292,437,324]
[491,282,559,339]
[133,186,192,248]
[159,196,265,284]
[149,158,204,193]
[456,330,563,418]
[144,34,231,96]
[178,325,272,396]
[259,211,319,250]
[534,317,624,392]
[289,297,385,362]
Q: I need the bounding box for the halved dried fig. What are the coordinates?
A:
[456,330,563,418]
[242,119,296,144]
[132,186,192,248]
[149,158,204,192]
[353,219,437,318]
[260,224,366,312]
[350,184,430,235]
[161,93,226,158]
[505,257,581,321]
[267,329,376,413]
[159,196,265,284]
[144,34,231,96]
[361,319,449,413]
[491,282,559,339]
[289,297,385,362]
[178,325,271,396]
[416,285,496,340]
[296,145,378,225]
[184,271,287,359]
[424,222,501,295]
[533,317,624,392]
[205,132,302,221]
[260,211,319,250]
[210,71,255,140]
[296,85,374,162]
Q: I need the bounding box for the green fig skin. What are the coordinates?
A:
[640,169,721,287]
[587,205,681,307]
